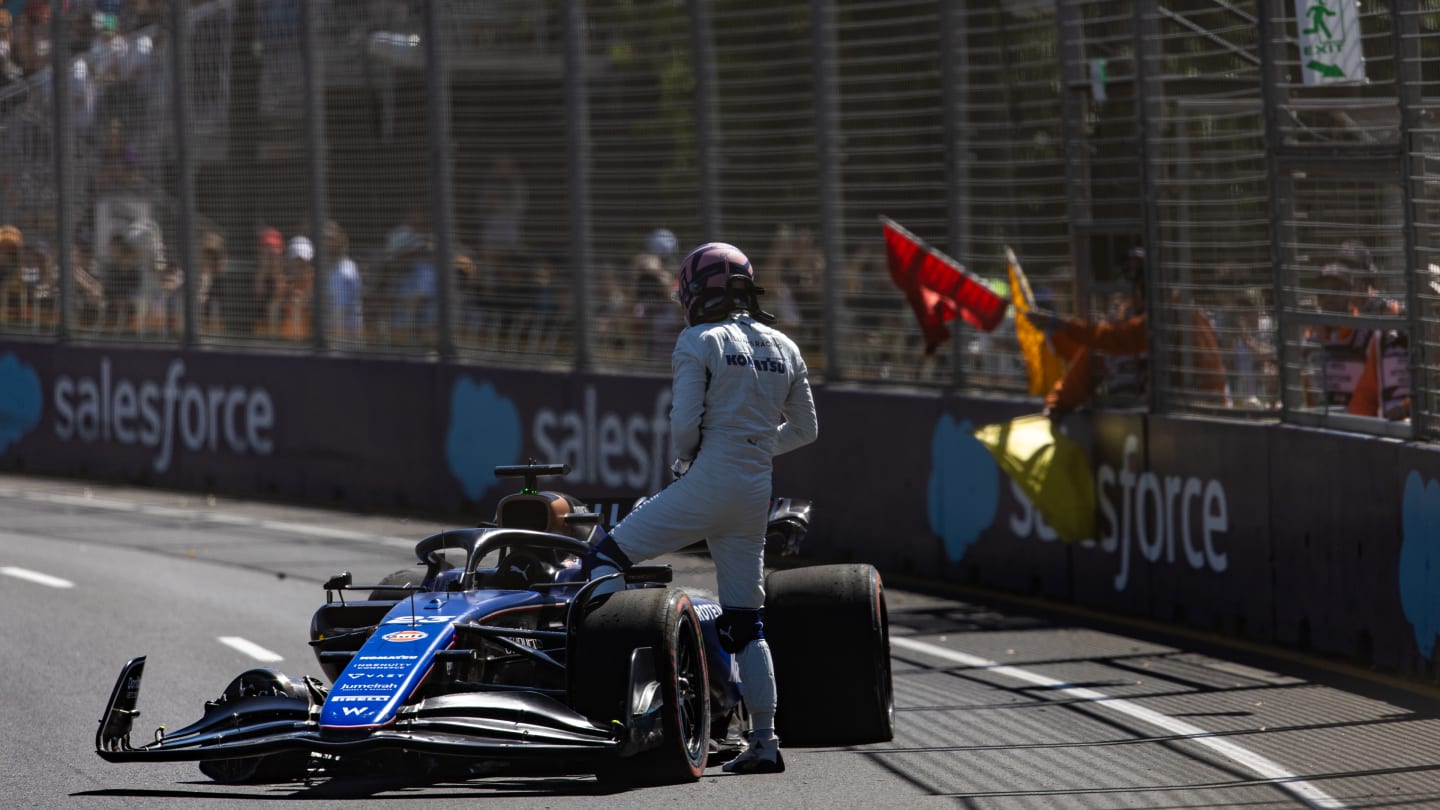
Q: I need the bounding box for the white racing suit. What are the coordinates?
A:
[602,310,817,741]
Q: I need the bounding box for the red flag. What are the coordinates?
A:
[881,217,1007,354]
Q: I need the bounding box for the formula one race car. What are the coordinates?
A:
[95,463,893,786]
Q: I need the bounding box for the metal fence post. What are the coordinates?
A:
[1392,1,1423,438]
[563,0,593,372]
[941,0,969,389]
[170,0,198,347]
[1257,0,1292,413]
[50,2,73,341]
[1055,0,1091,316]
[424,1,456,361]
[811,0,844,381]
[1133,0,1166,413]
[300,0,329,351]
[687,0,721,241]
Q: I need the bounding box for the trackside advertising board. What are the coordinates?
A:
[0,343,1435,676]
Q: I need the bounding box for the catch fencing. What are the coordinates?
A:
[2,0,1438,438]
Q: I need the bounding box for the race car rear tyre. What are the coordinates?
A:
[572,587,710,785]
[765,563,893,746]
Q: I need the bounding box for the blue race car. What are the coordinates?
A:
[95,462,893,786]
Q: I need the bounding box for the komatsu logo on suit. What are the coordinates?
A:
[724,354,786,373]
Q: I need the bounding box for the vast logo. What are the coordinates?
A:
[926,414,999,562]
[0,353,42,454]
[1400,471,1440,657]
[444,376,522,500]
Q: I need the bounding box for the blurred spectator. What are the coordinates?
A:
[323,221,363,343]
[14,1,50,76]
[1204,265,1276,409]
[456,250,486,345]
[1305,243,1409,420]
[120,217,170,335]
[192,229,227,332]
[71,236,107,329]
[99,228,139,331]
[95,117,141,195]
[278,235,314,340]
[630,229,681,361]
[843,242,907,377]
[0,10,24,88]
[475,154,527,257]
[253,226,286,334]
[630,254,676,359]
[20,238,57,324]
[760,225,807,335]
[391,233,436,343]
[0,225,24,325]
[1025,248,1229,417]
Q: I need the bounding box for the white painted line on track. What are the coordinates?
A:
[0,486,416,549]
[890,635,1347,810]
[0,566,75,588]
[218,636,285,663]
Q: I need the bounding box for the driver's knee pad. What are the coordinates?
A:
[716,607,764,655]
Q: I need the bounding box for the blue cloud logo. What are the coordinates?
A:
[927,414,1000,562]
[0,353,42,455]
[1400,470,1440,657]
[444,376,522,500]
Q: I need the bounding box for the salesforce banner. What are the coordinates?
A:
[0,343,1435,676]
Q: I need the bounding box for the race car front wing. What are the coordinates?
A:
[96,654,663,764]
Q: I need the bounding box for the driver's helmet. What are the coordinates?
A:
[676,242,756,326]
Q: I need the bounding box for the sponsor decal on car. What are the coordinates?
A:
[382,630,428,642]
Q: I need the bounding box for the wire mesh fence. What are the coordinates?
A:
[2,0,1439,439]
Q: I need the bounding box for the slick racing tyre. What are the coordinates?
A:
[198,669,317,784]
[765,564,894,746]
[572,587,710,786]
[367,562,453,601]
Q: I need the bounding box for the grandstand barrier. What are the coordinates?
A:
[0,341,1436,681]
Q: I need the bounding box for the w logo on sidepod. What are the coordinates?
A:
[1401,471,1440,658]
[444,376,522,501]
[0,353,41,455]
[926,414,1000,562]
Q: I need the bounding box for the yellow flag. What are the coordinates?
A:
[1007,247,1065,396]
[972,414,1095,542]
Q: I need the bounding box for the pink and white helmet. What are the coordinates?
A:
[676,242,755,325]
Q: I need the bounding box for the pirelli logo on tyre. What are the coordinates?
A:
[382,630,428,643]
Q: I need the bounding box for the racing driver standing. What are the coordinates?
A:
[583,241,818,774]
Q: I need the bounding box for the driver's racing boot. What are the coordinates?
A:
[721,736,785,774]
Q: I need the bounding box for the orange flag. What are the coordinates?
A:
[1007,247,1064,396]
[881,217,1008,354]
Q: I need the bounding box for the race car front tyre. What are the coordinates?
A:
[197,669,316,784]
[571,587,711,785]
[366,562,454,600]
[765,563,894,746]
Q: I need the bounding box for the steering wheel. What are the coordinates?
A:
[491,549,559,590]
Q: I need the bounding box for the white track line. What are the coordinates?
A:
[0,487,416,549]
[890,636,1346,810]
[218,636,284,663]
[0,566,75,588]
